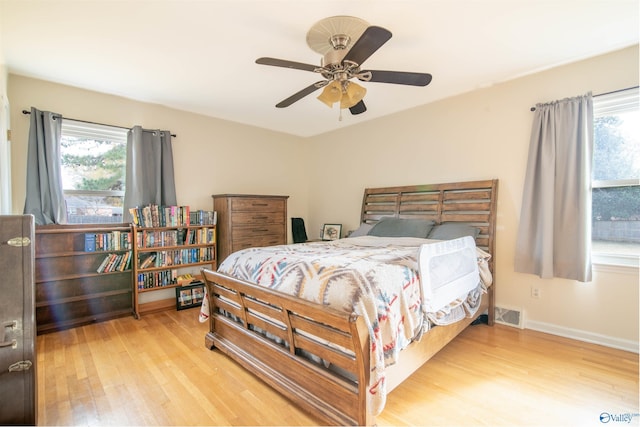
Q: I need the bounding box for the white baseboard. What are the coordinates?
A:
[525,320,639,354]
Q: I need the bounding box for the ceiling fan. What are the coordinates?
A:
[256,15,433,116]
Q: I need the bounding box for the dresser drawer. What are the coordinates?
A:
[232,223,285,238]
[232,210,285,225]
[231,197,286,212]
[232,234,285,252]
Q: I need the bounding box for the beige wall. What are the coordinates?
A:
[7,45,639,350]
[1,58,10,215]
[8,75,311,229]
[306,45,639,350]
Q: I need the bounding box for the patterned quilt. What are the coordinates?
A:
[203,235,492,415]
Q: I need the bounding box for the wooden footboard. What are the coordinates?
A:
[202,268,492,426]
[201,268,373,426]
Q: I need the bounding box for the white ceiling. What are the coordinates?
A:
[1,0,638,138]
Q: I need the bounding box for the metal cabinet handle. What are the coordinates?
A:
[7,237,31,247]
[0,320,17,348]
[0,339,17,349]
[8,360,32,372]
[0,320,18,348]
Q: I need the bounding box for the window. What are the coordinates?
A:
[592,87,639,266]
[60,120,128,224]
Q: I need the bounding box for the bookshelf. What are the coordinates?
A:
[131,205,216,317]
[34,223,133,334]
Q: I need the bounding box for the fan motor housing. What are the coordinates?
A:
[322,49,348,67]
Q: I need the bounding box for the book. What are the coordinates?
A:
[117,251,131,271]
[96,254,111,273]
[140,253,157,269]
[151,204,159,227]
[142,206,152,227]
[84,233,96,252]
[105,254,120,272]
[129,208,140,226]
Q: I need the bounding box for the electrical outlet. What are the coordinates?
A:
[531,287,541,299]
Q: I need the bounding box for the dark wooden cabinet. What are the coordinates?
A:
[212,194,288,264]
[0,215,37,425]
[34,223,133,334]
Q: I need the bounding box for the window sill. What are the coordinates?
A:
[592,253,639,273]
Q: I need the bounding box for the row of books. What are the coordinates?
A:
[85,231,132,252]
[137,248,215,269]
[97,251,132,273]
[137,270,178,290]
[190,210,217,226]
[129,204,217,228]
[135,228,215,248]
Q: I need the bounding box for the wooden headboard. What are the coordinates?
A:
[360,179,499,257]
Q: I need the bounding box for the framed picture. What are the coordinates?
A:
[176,281,205,310]
[321,223,342,241]
[192,286,204,304]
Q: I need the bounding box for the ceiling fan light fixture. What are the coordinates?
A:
[317,80,342,107]
[340,81,367,109]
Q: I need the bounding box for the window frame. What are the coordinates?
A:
[591,87,639,269]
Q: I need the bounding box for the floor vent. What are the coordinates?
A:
[494,306,524,329]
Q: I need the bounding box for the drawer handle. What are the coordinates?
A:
[252,216,268,220]
[252,229,269,233]
[251,203,268,207]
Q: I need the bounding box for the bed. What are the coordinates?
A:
[200,179,498,426]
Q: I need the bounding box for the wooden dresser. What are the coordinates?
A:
[213,194,288,264]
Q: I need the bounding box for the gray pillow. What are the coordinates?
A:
[348,223,374,237]
[428,223,480,240]
[367,217,435,238]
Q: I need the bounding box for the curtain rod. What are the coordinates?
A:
[529,85,639,111]
[21,109,177,137]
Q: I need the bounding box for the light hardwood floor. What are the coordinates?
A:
[37,308,639,426]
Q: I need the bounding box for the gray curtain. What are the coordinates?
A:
[515,93,593,282]
[23,107,68,225]
[123,126,177,223]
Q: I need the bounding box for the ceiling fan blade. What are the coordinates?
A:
[275,81,326,108]
[349,100,367,115]
[363,70,433,86]
[256,57,318,72]
[343,26,392,66]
